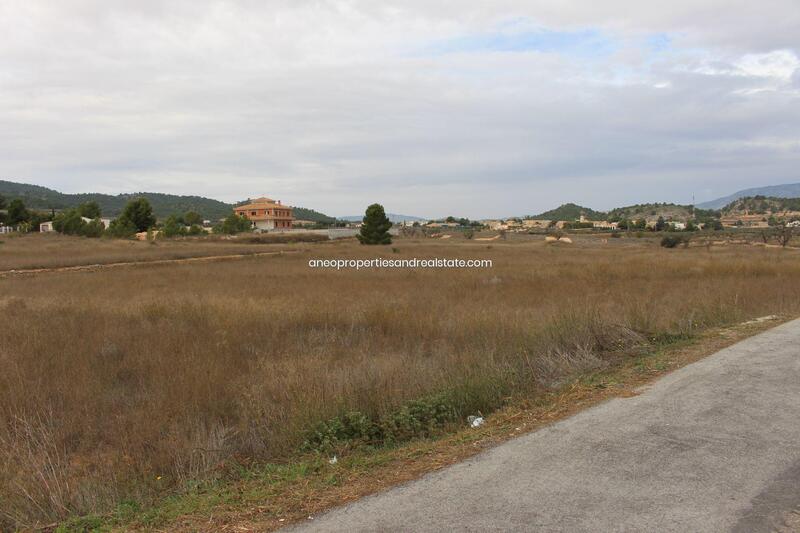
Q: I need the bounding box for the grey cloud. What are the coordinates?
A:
[0,1,798,218]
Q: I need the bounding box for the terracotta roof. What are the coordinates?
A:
[235,197,288,210]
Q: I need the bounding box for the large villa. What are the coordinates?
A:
[234,197,294,230]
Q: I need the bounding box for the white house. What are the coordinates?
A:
[40,221,55,232]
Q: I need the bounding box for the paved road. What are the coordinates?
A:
[290,319,800,532]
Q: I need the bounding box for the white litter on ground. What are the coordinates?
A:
[468,415,484,428]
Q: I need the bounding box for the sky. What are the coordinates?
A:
[1,1,799,219]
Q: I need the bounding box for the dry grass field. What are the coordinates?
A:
[1,233,800,529]
[0,232,325,272]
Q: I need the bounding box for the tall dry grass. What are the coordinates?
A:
[1,237,799,527]
[0,232,318,271]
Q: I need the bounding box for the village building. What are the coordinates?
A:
[40,221,54,232]
[233,197,294,230]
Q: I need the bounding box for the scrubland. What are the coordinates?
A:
[1,234,799,529]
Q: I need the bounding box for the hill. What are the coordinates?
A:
[0,180,336,222]
[697,183,800,209]
[606,203,699,223]
[532,203,605,221]
[721,196,800,214]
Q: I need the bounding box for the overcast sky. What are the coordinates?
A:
[1,1,799,218]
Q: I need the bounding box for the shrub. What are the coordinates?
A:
[161,215,186,238]
[82,218,105,238]
[214,214,252,235]
[53,209,86,235]
[187,224,204,236]
[301,393,459,453]
[105,217,138,238]
[661,235,688,248]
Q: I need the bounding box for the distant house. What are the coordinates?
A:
[233,197,294,230]
[0,225,15,234]
[293,219,316,227]
[40,221,54,232]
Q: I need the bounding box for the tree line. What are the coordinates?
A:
[0,194,260,238]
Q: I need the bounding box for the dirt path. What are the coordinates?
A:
[0,249,302,278]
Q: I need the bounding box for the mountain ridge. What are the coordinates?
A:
[698,183,800,209]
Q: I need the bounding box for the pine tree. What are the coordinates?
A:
[357,203,392,245]
[120,198,156,232]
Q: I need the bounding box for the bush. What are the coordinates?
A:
[187,224,204,236]
[105,218,138,238]
[161,215,186,238]
[82,218,105,238]
[661,235,689,248]
[301,392,459,453]
[53,209,86,236]
[214,214,252,235]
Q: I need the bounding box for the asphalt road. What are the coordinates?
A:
[290,319,800,532]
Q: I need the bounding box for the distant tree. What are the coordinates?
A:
[82,218,105,238]
[215,213,252,235]
[106,217,138,238]
[445,216,456,223]
[463,228,474,240]
[7,199,29,225]
[685,221,697,232]
[53,209,87,235]
[26,211,53,232]
[655,216,666,232]
[0,194,5,210]
[187,224,204,235]
[184,211,203,226]
[774,221,793,248]
[120,198,156,232]
[161,215,186,237]
[77,201,102,219]
[357,204,392,245]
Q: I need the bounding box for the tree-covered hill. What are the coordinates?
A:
[0,180,336,222]
[532,203,605,221]
[721,196,800,214]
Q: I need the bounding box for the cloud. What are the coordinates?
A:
[0,1,798,218]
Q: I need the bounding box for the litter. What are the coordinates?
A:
[467,415,484,428]
[329,455,338,465]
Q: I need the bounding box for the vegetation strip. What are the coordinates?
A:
[0,250,301,277]
[60,317,788,533]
